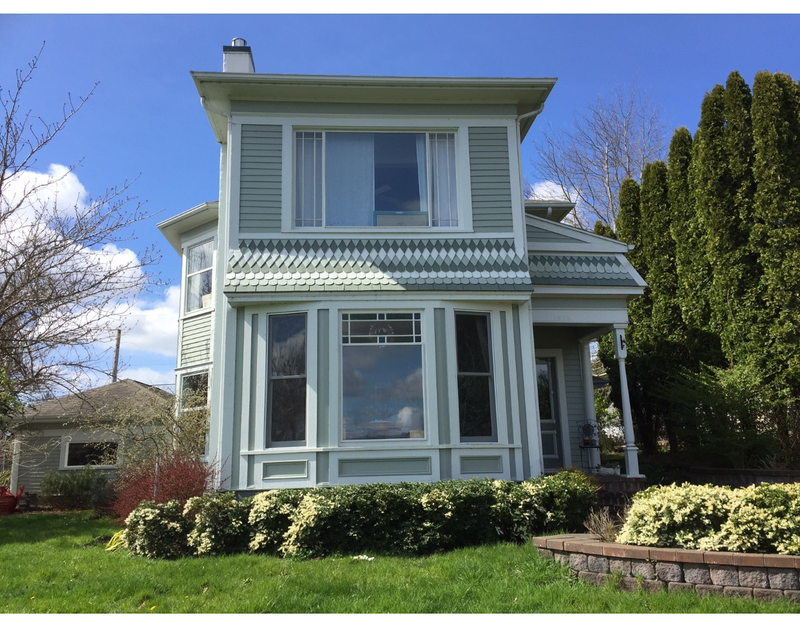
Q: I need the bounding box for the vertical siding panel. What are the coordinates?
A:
[469,127,514,233]
[240,125,283,234]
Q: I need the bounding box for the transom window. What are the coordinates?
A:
[456,312,497,442]
[341,312,424,441]
[185,240,213,313]
[295,131,458,228]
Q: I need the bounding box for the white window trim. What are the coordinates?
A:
[446,304,511,447]
[181,232,217,318]
[59,432,121,470]
[338,310,427,445]
[274,116,475,234]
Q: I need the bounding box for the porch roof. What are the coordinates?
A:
[528,253,643,288]
[225,237,533,293]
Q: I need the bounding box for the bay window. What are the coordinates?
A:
[295,131,458,228]
[185,240,213,312]
[341,312,424,440]
[268,313,307,445]
[456,312,497,442]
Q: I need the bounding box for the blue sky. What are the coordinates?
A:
[1,13,798,389]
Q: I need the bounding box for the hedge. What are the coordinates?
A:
[122,471,599,559]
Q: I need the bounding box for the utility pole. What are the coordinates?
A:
[111,329,121,383]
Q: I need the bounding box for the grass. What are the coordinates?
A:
[1,511,799,614]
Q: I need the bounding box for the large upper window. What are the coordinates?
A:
[268,314,307,445]
[341,312,424,440]
[295,131,458,228]
[456,313,497,442]
[185,240,213,313]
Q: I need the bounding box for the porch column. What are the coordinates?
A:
[579,341,601,470]
[613,327,640,477]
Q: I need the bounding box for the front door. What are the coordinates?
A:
[536,357,564,471]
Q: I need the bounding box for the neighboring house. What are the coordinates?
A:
[158,40,646,493]
[10,379,171,495]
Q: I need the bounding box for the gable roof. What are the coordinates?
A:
[24,379,171,422]
[526,214,646,293]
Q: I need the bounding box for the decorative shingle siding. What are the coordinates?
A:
[180,312,213,366]
[226,238,532,293]
[468,127,514,233]
[240,124,282,234]
[529,254,642,287]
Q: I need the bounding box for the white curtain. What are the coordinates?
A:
[326,133,374,226]
[430,133,458,227]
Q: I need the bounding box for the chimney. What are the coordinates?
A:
[223,37,255,73]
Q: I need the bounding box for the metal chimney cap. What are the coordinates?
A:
[231,37,247,47]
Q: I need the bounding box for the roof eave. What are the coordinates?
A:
[192,72,557,144]
[158,201,219,254]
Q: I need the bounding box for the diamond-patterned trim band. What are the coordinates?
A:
[528,254,641,286]
[226,238,533,292]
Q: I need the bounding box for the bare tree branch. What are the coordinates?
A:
[529,84,667,231]
[0,45,160,403]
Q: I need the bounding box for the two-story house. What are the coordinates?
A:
[158,39,646,493]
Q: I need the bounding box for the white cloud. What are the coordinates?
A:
[119,366,176,390]
[1,164,89,221]
[119,286,180,358]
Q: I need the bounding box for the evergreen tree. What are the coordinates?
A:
[751,72,800,411]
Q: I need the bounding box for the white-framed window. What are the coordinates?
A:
[60,434,119,470]
[455,312,497,442]
[267,313,307,446]
[185,239,214,313]
[179,370,211,454]
[295,131,458,228]
[341,311,425,441]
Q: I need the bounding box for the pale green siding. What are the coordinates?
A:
[240,124,282,234]
[180,313,213,366]
[316,309,330,447]
[527,226,590,247]
[468,127,514,233]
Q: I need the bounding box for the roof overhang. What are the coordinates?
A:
[158,201,219,254]
[192,72,557,144]
[524,200,575,223]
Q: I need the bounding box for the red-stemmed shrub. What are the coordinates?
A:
[111,452,217,523]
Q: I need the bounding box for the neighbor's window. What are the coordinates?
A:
[295,131,458,228]
[186,240,214,312]
[456,313,497,442]
[66,442,118,467]
[268,314,307,445]
[341,312,424,440]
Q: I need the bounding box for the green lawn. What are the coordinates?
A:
[1,511,798,614]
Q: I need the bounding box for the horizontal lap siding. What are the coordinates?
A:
[469,127,514,233]
[180,313,213,366]
[16,435,62,494]
[240,125,283,234]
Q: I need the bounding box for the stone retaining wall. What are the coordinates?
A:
[532,534,800,604]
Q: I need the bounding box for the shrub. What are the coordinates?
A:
[249,488,307,554]
[698,484,800,555]
[504,470,600,541]
[184,492,253,556]
[123,499,192,559]
[0,469,10,489]
[111,452,216,521]
[617,483,737,549]
[39,465,114,511]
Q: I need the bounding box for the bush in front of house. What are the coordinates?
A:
[184,492,254,556]
[123,499,193,559]
[111,452,217,522]
[39,465,114,511]
[697,483,800,555]
[119,471,601,560]
[617,482,800,554]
